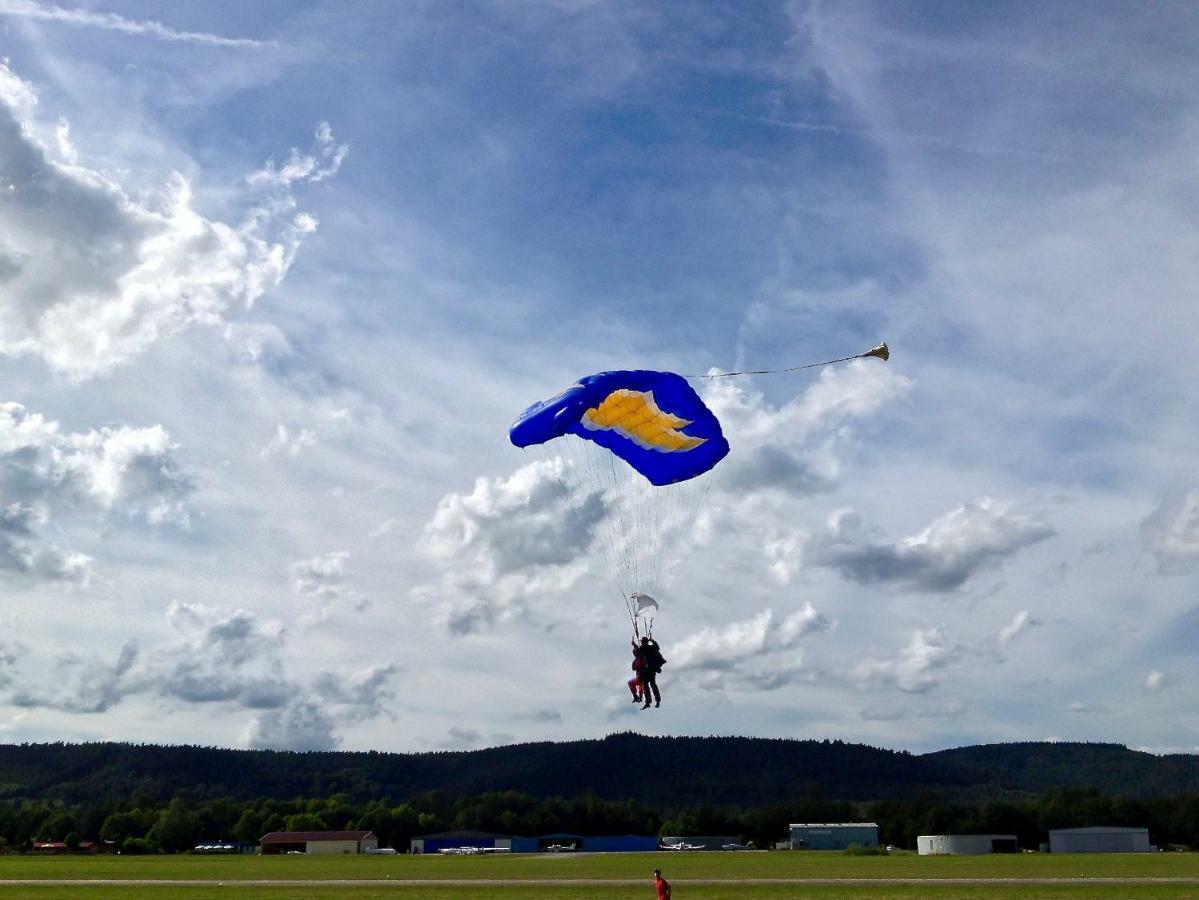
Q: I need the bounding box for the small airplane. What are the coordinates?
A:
[544,842,578,853]
[720,842,755,851]
[663,841,704,851]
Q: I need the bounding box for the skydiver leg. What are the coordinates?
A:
[648,677,661,707]
[642,674,658,709]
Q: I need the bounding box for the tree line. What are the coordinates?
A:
[2,786,1199,854]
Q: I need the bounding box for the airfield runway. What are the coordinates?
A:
[3,877,1199,886]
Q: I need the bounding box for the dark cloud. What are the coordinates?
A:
[718,446,836,495]
[245,701,340,752]
[313,664,399,721]
[0,504,91,585]
[514,708,562,723]
[10,640,137,713]
[813,500,1054,592]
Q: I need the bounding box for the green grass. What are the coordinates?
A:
[1,851,1198,898]
[2,851,1198,880]
[2,885,1199,900]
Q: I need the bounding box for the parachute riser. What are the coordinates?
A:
[685,342,889,379]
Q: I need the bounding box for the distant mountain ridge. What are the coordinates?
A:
[1,734,1196,808]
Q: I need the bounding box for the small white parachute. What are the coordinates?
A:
[631,592,659,618]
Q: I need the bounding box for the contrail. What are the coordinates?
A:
[0,0,277,48]
[685,104,1071,162]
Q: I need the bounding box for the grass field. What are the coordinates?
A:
[2,851,1197,898]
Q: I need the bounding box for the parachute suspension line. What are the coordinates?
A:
[624,590,638,636]
[683,342,889,380]
[523,443,630,623]
[568,435,638,626]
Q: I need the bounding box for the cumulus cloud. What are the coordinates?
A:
[260,424,317,459]
[0,601,395,749]
[153,606,293,708]
[244,701,340,752]
[0,504,92,586]
[813,499,1055,592]
[417,460,602,635]
[853,625,956,693]
[1144,670,1166,692]
[0,62,336,379]
[10,641,138,713]
[1141,489,1199,574]
[313,664,399,721]
[291,552,349,600]
[290,551,367,615]
[0,401,191,584]
[701,361,911,495]
[670,605,831,691]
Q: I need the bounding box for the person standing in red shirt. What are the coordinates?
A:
[653,867,671,899]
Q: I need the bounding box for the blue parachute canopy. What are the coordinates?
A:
[510,370,729,486]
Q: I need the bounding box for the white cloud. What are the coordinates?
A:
[669,605,831,692]
[1141,490,1199,574]
[260,424,318,459]
[0,504,92,586]
[1144,670,1165,692]
[0,65,336,379]
[814,499,1055,592]
[247,122,349,187]
[0,401,191,584]
[369,518,397,539]
[417,460,601,635]
[853,625,956,693]
[997,610,1039,650]
[702,360,911,495]
[290,551,367,612]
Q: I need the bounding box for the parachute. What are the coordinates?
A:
[510,370,728,631]
[509,345,889,633]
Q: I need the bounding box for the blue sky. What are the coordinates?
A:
[0,0,1197,755]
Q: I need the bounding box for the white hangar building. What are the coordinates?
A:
[917,834,1018,856]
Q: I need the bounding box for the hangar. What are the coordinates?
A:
[1048,827,1150,853]
[259,830,378,855]
[917,834,1018,855]
[789,823,879,850]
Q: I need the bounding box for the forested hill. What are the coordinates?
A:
[1,735,1196,808]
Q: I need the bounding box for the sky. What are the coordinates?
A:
[0,0,1197,756]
